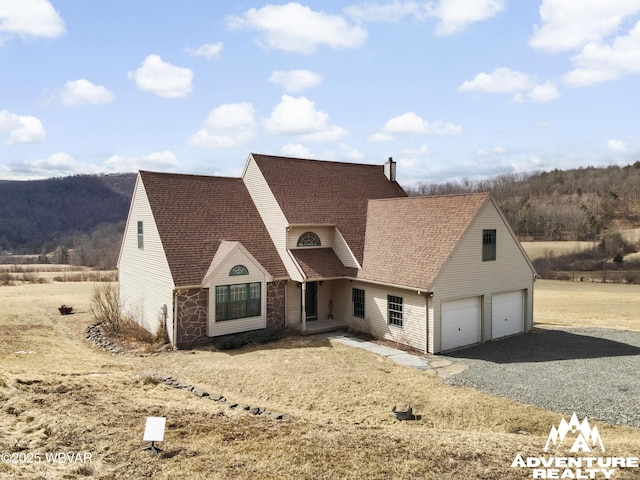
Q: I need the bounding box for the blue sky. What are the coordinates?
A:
[1,1,639,185]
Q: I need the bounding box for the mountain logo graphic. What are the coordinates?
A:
[544,413,605,453]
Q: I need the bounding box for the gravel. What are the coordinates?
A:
[442,327,640,427]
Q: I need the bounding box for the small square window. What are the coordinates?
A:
[482,229,496,261]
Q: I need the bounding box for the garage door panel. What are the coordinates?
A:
[441,297,480,351]
[492,290,523,339]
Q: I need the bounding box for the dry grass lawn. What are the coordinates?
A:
[1,280,640,479]
[535,279,640,330]
[521,241,595,261]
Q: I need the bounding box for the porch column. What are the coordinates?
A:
[301,281,307,332]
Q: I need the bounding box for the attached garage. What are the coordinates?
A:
[491,290,524,340]
[441,296,481,351]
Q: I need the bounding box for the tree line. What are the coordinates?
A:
[405,162,640,241]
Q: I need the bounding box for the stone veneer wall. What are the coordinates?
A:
[267,281,286,329]
[175,288,209,348]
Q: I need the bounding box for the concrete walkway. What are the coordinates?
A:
[318,332,468,378]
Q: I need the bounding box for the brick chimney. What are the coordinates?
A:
[384,157,396,182]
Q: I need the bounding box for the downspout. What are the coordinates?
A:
[301,282,307,332]
[425,293,432,354]
[173,290,178,348]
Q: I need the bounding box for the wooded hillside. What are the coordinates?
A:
[0,173,136,255]
[1,163,639,268]
[406,162,640,241]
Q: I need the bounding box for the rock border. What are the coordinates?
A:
[85,323,295,421]
[161,376,296,421]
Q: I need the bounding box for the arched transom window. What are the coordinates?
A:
[297,231,321,247]
[229,264,249,276]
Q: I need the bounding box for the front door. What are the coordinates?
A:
[304,281,318,321]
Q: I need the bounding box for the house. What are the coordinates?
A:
[118,153,536,353]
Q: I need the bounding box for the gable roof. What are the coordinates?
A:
[290,248,359,281]
[251,154,407,263]
[358,193,492,290]
[139,171,287,286]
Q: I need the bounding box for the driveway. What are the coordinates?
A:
[443,327,640,427]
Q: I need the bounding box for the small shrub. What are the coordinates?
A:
[213,328,286,350]
[89,283,124,334]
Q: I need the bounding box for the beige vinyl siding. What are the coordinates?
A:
[285,280,301,325]
[242,155,302,281]
[118,176,175,343]
[431,199,535,353]
[287,226,332,249]
[284,279,333,324]
[207,248,267,336]
[344,281,427,352]
[332,228,360,268]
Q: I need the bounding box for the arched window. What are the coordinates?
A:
[297,231,321,247]
[229,264,249,276]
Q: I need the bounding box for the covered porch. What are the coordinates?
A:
[291,317,349,335]
[287,247,357,335]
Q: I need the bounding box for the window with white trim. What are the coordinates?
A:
[215,283,261,321]
[297,231,321,247]
[352,288,365,318]
[387,295,403,327]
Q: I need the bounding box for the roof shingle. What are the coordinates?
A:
[140,171,287,286]
[358,193,491,290]
[251,154,407,263]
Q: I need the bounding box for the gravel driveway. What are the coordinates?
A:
[442,327,640,427]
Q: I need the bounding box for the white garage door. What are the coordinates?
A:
[441,297,481,351]
[492,290,524,339]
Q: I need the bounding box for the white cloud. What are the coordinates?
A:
[530,0,640,53]
[344,1,429,22]
[281,143,315,158]
[429,0,507,36]
[529,81,561,102]
[105,150,179,172]
[269,70,323,92]
[0,0,65,41]
[477,146,506,156]
[458,67,534,93]
[493,146,506,154]
[607,139,627,152]
[339,143,365,160]
[127,54,193,98]
[227,3,367,54]
[563,20,640,87]
[53,79,114,106]
[186,42,223,59]
[0,109,45,144]
[3,150,180,180]
[188,102,256,148]
[367,132,395,142]
[264,95,348,142]
[371,112,462,140]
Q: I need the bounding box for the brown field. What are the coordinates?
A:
[520,241,595,261]
[1,279,640,479]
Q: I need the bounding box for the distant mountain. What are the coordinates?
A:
[0,173,136,254]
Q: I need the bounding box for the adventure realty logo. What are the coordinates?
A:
[511,413,639,479]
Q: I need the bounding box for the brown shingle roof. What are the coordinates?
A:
[140,171,287,286]
[358,193,491,290]
[291,248,359,280]
[251,154,407,263]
